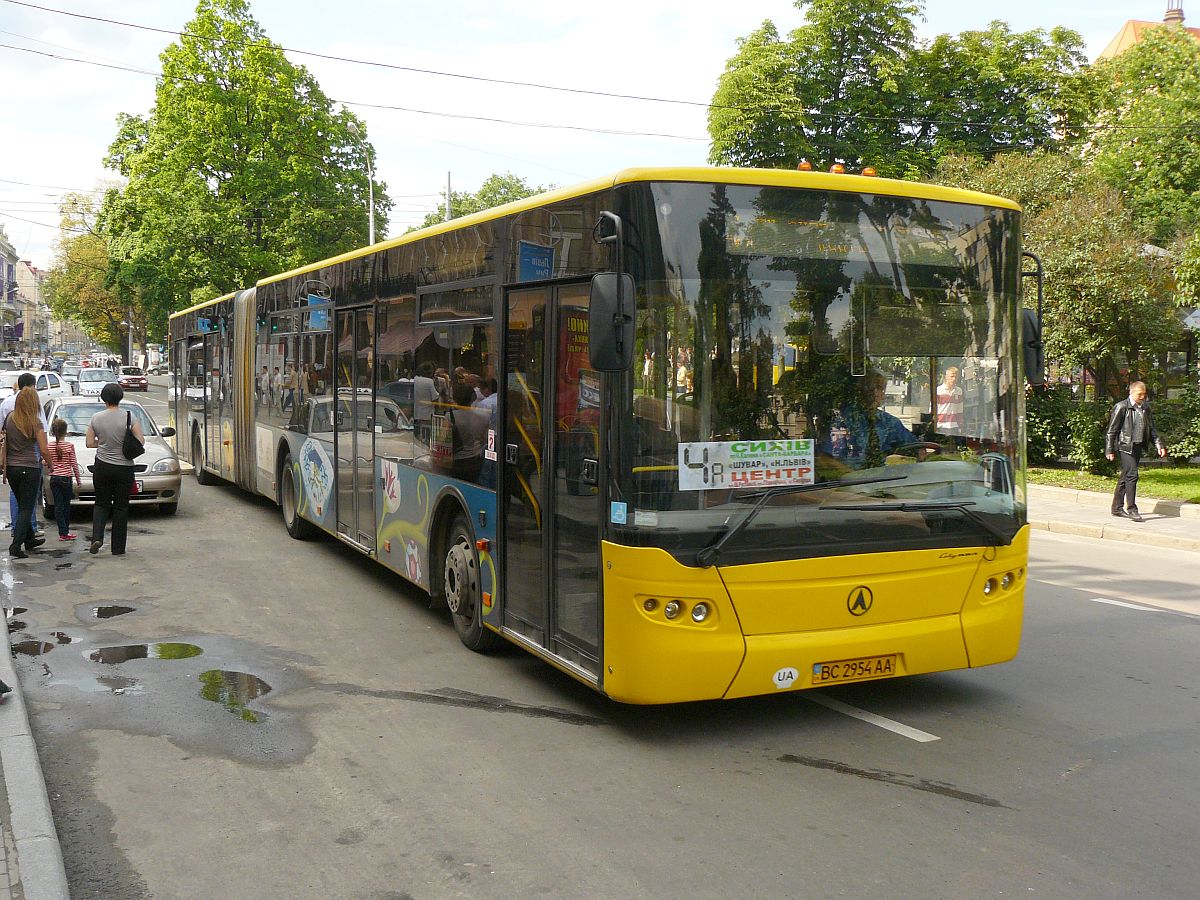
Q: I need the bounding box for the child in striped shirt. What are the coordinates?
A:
[47,418,82,540]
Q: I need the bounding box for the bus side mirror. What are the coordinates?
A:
[589,272,635,373]
[1022,308,1044,387]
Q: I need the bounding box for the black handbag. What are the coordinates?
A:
[122,411,145,460]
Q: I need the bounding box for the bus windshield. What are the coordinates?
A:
[619,181,1025,564]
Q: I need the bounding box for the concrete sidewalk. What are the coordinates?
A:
[0,479,1194,900]
[1027,483,1200,553]
[1,593,69,900]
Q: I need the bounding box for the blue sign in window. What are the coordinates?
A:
[518,241,553,281]
[306,293,330,331]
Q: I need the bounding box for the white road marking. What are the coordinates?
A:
[1087,597,1162,612]
[804,692,941,742]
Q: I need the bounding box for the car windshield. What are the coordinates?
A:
[54,403,157,435]
[79,370,117,383]
[121,367,144,376]
[63,367,81,376]
[615,181,1025,564]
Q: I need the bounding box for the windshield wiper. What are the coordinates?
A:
[695,474,908,568]
[818,499,1012,545]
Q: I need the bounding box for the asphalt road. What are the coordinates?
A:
[6,383,1200,898]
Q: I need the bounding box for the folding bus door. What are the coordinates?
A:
[334,307,376,550]
[502,283,601,676]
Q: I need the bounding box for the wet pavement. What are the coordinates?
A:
[2,480,1199,897]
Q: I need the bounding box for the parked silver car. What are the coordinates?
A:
[41,397,182,516]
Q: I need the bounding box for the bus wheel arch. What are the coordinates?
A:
[192,425,213,486]
[278,447,315,540]
[432,497,499,651]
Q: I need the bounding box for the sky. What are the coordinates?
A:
[0,0,1175,270]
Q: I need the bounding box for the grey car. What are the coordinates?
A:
[41,397,183,516]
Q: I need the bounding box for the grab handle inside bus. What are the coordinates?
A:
[589,211,635,372]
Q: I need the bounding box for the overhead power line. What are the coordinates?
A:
[0,43,707,141]
[2,0,712,109]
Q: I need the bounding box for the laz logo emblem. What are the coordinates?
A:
[847,586,873,616]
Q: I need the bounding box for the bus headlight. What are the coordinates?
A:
[1001,572,1015,590]
[664,600,682,620]
[983,578,998,596]
[149,457,180,474]
[691,602,710,623]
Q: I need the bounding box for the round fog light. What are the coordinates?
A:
[1001,572,1014,590]
[983,578,998,596]
[691,602,710,623]
[664,600,682,620]
[643,598,658,612]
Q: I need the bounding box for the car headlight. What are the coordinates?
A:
[149,457,180,474]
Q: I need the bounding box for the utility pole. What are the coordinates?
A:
[445,171,452,223]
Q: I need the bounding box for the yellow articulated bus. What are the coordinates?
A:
[169,166,1042,704]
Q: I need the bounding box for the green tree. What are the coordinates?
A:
[911,22,1092,160]
[707,2,1090,177]
[935,152,1181,383]
[1089,26,1200,244]
[103,0,389,331]
[709,0,923,175]
[419,172,549,229]
[42,191,136,353]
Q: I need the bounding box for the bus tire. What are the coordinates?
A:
[443,514,500,651]
[192,432,214,486]
[280,453,315,540]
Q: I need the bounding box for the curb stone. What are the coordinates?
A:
[2,586,70,900]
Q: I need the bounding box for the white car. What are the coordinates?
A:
[0,370,71,401]
[76,368,119,396]
[41,396,182,516]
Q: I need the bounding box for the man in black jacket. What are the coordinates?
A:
[1105,381,1167,522]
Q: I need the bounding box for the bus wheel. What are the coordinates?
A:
[280,454,315,540]
[443,515,499,651]
[192,432,214,486]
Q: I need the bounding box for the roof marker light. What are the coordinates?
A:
[829,164,846,174]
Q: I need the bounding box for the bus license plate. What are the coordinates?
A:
[812,654,897,685]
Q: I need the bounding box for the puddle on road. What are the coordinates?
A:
[88,642,204,664]
[7,620,26,632]
[92,605,135,619]
[199,670,273,723]
[5,607,28,617]
[12,638,54,656]
[53,674,144,695]
[55,563,73,570]
[52,631,73,644]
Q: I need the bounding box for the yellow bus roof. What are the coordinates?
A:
[173,166,1020,311]
[170,291,238,320]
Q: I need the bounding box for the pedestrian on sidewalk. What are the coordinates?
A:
[3,387,50,558]
[47,417,82,540]
[85,383,143,556]
[1105,380,1167,523]
[0,372,46,538]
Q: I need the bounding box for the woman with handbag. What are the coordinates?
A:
[3,387,50,559]
[85,382,144,556]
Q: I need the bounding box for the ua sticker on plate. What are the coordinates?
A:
[772,667,799,690]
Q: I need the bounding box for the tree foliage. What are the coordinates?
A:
[102,0,390,331]
[935,152,1181,380]
[419,173,549,230]
[708,0,1090,176]
[42,192,137,352]
[1089,26,1200,244]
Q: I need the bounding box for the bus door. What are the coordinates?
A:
[502,283,601,676]
[203,334,221,466]
[334,307,376,550]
